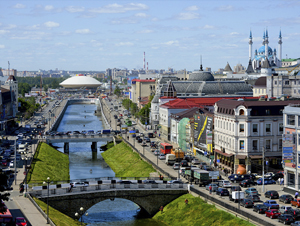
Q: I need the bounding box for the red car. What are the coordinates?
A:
[265,209,281,219]
[15,217,27,226]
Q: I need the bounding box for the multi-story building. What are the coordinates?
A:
[282,104,300,192]
[131,78,156,106]
[214,99,300,174]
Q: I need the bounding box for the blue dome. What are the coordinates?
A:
[258,46,272,54]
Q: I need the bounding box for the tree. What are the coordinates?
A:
[0,172,10,214]
[123,78,128,84]
[114,85,121,97]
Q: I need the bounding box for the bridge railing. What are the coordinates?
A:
[29,183,188,198]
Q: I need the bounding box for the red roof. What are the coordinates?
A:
[160,99,199,109]
[132,79,156,82]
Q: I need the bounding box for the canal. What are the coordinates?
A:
[53,103,165,226]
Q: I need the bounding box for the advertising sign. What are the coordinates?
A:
[194,114,213,148]
[282,134,296,163]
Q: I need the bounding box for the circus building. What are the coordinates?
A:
[249,29,282,71]
[59,74,101,89]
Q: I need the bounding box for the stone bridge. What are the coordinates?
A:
[32,183,188,217]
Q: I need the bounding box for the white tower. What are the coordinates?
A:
[278,30,283,64]
[249,30,253,59]
[265,29,269,61]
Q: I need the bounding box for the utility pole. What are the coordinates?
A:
[262,147,265,193]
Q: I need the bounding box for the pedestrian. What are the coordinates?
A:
[69,183,73,192]
[185,199,188,205]
[160,206,164,214]
[280,177,284,186]
[127,135,129,140]
[159,133,160,138]
[209,185,212,195]
[295,191,299,199]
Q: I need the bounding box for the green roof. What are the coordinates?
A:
[281,58,300,62]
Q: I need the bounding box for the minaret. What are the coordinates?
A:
[265,29,269,61]
[278,30,282,63]
[249,30,253,59]
[262,30,265,45]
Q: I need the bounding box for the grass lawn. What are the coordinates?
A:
[27,142,70,185]
[101,142,156,177]
[33,197,84,226]
[153,194,255,226]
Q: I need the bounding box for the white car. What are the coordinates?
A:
[220,180,232,188]
[131,121,137,125]
[191,158,200,165]
[72,182,89,187]
[173,163,180,170]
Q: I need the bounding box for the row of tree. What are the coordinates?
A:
[18,97,41,120]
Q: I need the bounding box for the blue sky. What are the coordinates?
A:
[1,0,300,72]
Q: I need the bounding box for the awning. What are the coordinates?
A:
[236,155,246,159]
[249,155,262,159]
[214,149,234,157]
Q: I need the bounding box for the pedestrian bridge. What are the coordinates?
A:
[29,182,188,217]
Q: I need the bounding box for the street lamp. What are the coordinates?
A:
[43,177,50,224]
[22,155,28,192]
[75,207,88,226]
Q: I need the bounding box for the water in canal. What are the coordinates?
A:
[54,104,165,226]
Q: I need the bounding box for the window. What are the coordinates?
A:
[298,90,300,94]
[266,124,271,132]
[279,123,283,132]
[279,81,282,85]
[253,124,258,133]
[279,139,282,150]
[266,140,271,149]
[266,109,270,115]
[240,140,245,150]
[239,124,245,132]
[274,81,277,85]
[294,89,296,94]
[252,140,258,150]
[285,81,290,85]
[287,115,295,125]
[239,109,245,115]
[295,81,297,85]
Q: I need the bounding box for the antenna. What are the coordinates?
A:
[8,61,10,76]
[143,52,145,70]
[200,55,203,71]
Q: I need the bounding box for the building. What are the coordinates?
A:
[282,104,300,192]
[59,75,102,89]
[130,78,156,106]
[213,99,300,174]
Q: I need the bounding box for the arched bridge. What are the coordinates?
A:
[30,182,188,217]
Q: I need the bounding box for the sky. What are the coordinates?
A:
[1,0,300,72]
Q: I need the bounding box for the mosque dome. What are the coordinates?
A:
[188,71,214,82]
[258,46,273,54]
[59,76,101,88]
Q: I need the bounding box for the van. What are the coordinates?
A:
[165,154,176,165]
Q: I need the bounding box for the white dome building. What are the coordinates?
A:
[59,76,102,88]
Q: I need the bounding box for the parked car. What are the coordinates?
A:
[167,180,183,184]
[159,154,166,160]
[257,178,276,185]
[280,194,294,204]
[72,182,89,187]
[142,179,157,184]
[173,163,180,170]
[220,180,232,188]
[271,172,284,181]
[240,179,255,187]
[245,188,258,195]
[253,204,268,214]
[230,186,242,192]
[216,188,229,196]
[279,206,293,214]
[264,200,279,210]
[291,199,300,208]
[246,194,260,202]
[205,184,218,192]
[291,221,300,226]
[278,214,295,224]
[240,199,254,208]
[15,217,27,226]
[265,190,279,199]
[287,209,300,221]
[265,209,281,219]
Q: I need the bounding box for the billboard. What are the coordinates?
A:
[282,134,296,163]
[194,114,213,152]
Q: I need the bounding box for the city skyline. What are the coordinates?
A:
[1,0,300,71]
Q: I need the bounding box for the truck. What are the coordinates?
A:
[171,149,185,162]
[165,154,176,165]
[229,191,245,202]
[102,130,111,134]
[263,200,279,209]
[193,170,210,187]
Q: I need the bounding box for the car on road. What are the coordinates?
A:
[287,209,300,221]
[216,188,229,196]
[278,214,294,224]
[253,204,268,214]
[37,124,41,128]
[15,217,27,226]
[167,180,183,184]
[119,180,135,184]
[279,206,293,214]
[138,138,143,143]
[173,163,180,170]
[279,194,294,204]
[139,133,144,137]
[256,178,276,185]
[291,221,300,226]
[131,121,137,125]
[141,141,147,146]
[205,184,218,192]
[154,150,160,156]
[245,188,258,195]
[230,186,242,192]
[219,180,231,188]
[240,199,254,208]
[264,200,279,210]
[265,190,279,199]
[142,179,157,184]
[144,137,150,143]
[158,154,166,160]
[265,209,281,219]
[291,199,300,208]
[245,194,260,202]
[180,160,189,167]
[191,158,200,165]
[72,182,89,187]
[135,136,140,140]
[199,162,207,169]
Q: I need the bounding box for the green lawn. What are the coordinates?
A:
[101,141,156,177]
[153,194,254,226]
[27,142,70,185]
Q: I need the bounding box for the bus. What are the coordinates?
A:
[160,143,173,155]
[0,208,13,224]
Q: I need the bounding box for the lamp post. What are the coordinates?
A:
[75,207,88,226]
[262,147,265,193]
[22,155,28,193]
[43,177,50,224]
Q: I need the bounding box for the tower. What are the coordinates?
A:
[278,30,282,63]
[265,29,269,61]
[249,30,253,59]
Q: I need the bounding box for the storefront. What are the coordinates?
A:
[214,149,234,172]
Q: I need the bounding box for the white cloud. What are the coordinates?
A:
[5,24,17,29]
[163,40,179,46]
[45,5,54,11]
[135,13,147,17]
[115,42,134,46]
[0,30,9,35]
[216,5,234,11]
[230,32,239,35]
[185,6,199,11]
[90,3,148,14]
[138,30,154,34]
[13,3,26,9]
[176,12,199,20]
[66,6,85,13]
[44,21,59,28]
[0,45,5,49]
[202,25,215,29]
[75,29,91,34]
